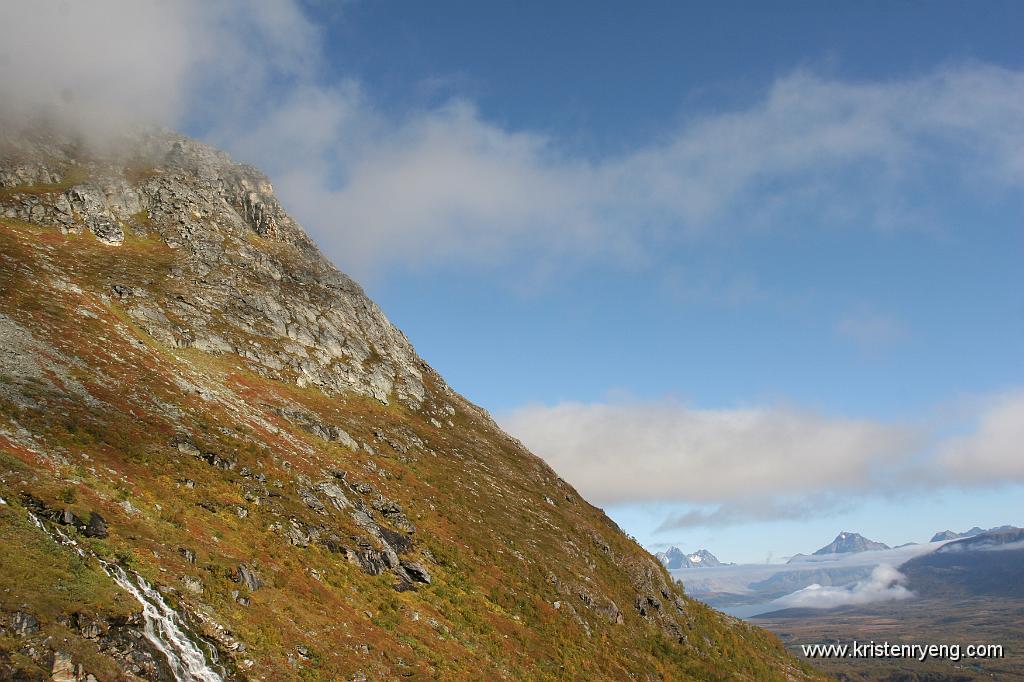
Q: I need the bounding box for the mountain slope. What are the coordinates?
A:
[0,129,820,680]
[902,528,1024,599]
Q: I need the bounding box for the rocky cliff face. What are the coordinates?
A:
[1,129,425,408]
[0,128,820,680]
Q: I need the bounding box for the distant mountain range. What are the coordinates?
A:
[684,525,1022,621]
[655,547,725,569]
[661,525,1019,571]
[930,525,1016,543]
[934,527,1024,553]
[890,527,1024,600]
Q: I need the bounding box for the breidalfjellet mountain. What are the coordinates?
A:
[0,129,820,680]
[812,531,889,556]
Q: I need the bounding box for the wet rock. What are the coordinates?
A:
[55,508,83,527]
[378,527,413,554]
[73,613,106,640]
[399,561,431,585]
[83,513,108,538]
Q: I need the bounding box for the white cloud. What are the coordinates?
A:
[498,400,921,507]
[220,98,616,279]
[499,391,1024,527]
[770,564,914,609]
[936,391,1024,483]
[3,4,1023,276]
[836,310,910,350]
[232,65,1024,277]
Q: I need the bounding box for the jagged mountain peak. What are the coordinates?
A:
[655,546,723,569]
[930,525,1015,543]
[812,531,890,555]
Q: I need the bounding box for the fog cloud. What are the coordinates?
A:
[0,1,316,144]
[770,564,914,609]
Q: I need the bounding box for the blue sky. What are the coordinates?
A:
[298,2,1024,561]
[4,1,1021,563]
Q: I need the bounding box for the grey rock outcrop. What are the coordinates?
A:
[10,611,39,636]
[234,563,263,592]
[0,130,433,409]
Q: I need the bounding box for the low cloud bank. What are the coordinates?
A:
[499,400,920,507]
[770,564,914,610]
[499,391,1024,525]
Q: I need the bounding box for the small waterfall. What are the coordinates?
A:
[25,510,224,682]
[105,565,224,682]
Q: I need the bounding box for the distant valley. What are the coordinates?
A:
[658,526,1024,679]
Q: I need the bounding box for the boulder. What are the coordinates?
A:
[83,513,108,539]
[235,563,263,592]
[400,561,431,585]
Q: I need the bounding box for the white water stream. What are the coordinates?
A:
[25,509,224,681]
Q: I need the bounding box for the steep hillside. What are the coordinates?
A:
[0,128,821,680]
